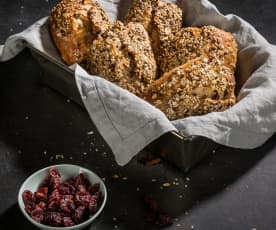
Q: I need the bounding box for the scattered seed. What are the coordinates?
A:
[178,195,183,199]
[136,187,140,192]
[151,179,157,182]
[83,152,87,155]
[95,148,99,152]
[69,156,73,160]
[87,131,94,135]
[184,184,188,188]
[112,217,117,221]
[112,174,120,179]
[10,28,14,32]
[19,22,23,26]
[55,154,64,160]
[191,225,194,229]
[122,177,128,181]
[176,224,181,227]
[162,182,171,188]
[25,116,29,120]
[186,177,190,181]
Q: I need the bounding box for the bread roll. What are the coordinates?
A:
[89,21,157,96]
[125,0,183,74]
[144,55,236,120]
[50,0,111,65]
[160,26,238,74]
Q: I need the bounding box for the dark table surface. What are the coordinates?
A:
[1,0,276,230]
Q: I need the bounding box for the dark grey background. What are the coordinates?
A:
[0,0,276,229]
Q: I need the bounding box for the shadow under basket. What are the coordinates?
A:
[29,47,219,172]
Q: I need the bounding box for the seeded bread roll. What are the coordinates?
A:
[125,0,183,73]
[144,55,236,120]
[160,25,238,74]
[89,21,157,96]
[50,0,111,65]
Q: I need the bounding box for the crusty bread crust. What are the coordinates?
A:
[89,21,157,96]
[125,0,183,74]
[144,55,236,120]
[50,0,111,65]
[160,26,238,74]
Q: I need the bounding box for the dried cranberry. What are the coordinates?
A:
[60,196,75,213]
[49,167,61,178]
[38,187,48,195]
[143,194,173,228]
[49,189,60,203]
[155,213,173,227]
[63,181,76,195]
[73,206,88,224]
[58,184,70,195]
[77,184,87,193]
[63,216,75,227]
[30,206,44,223]
[37,201,47,211]
[34,192,47,202]
[49,168,61,190]
[48,200,58,211]
[44,212,63,227]
[88,183,100,195]
[75,194,91,207]
[88,198,98,213]
[75,173,85,188]
[22,190,36,206]
[25,204,35,215]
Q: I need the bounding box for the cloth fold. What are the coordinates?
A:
[75,66,176,165]
[1,0,276,166]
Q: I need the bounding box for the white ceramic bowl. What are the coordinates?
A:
[18,164,107,230]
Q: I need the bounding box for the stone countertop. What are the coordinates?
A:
[0,0,276,229]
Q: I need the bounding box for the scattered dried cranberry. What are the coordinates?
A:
[73,206,88,224]
[22,167,102,227]
[155,213,173,228]
[144,194,173,228]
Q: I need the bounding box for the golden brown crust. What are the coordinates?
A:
[144,55,236,120]
[50,0,111,65]
[50,1,238,120]
[160,25,238,74]
[125,0,183,73]
[89,21,157,96]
